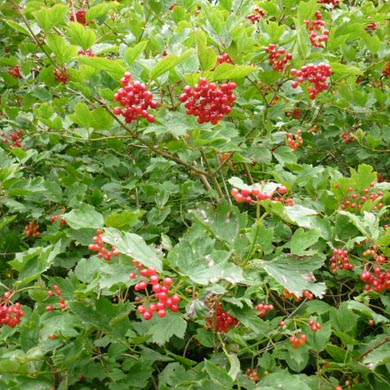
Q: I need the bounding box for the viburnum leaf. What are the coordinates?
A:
[148,313,187,346]
[103,228,162,272]
[261,254,326,297]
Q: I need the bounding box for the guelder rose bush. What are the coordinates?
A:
[1,0,390,389]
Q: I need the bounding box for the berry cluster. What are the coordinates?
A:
[217,53,233,65]
[256,303,274,318]
[131,260,181,320]
[8,65,23,79]
[304,11,330,48]
[25,220,41,238]
[88,229,120,261]
[287,130,304,150]
[54,67,70,84]
[382,62,390,77]
[69,9,93,25]
[309,319,322,331]
[291,63,333,99]
[78,48,95,56]
[265,44,293,72]
[331,249,354,272]
[231,185,294,206]
[46,285,67,311]
[361,267,390,293]
[363,247,386,264]
[179,78,237,124]
[282,289,314,302]
[286,107,302,119]
[246,368,260,382]
[290,333,308,348]
[1,129,23,148]
[365,22,378,32]
[341,132,356,144]
[318,0,340,4]
[247,7,265,23]
[0,293,24,328]
[206,303,239,333]
[336,183,384,212]
[51,213,67,226]
[113,72,158,123]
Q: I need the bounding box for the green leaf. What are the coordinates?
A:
[63,204,104,229]
[149,49,194,80]
[78,57,127,79]
[330,63,363,78]
[103,228,162,272]
[204,360,234,389]
[227,353,240,381]
[4,20,30,35]
[284,205,320,228]
[33,4,68,31]
[148,313,187,345]
[46,34,78,63]
[125,41,148,65]
[261,254,326,297]
[289,228,321,255]
[363,340,390,369]
[10,242,62,286]
[346,301,389,324]
[206,63,257,81]
[68,21,96,50]
[198,45,217,72]
[105,209,146,228]
[69,102,113,130]
[259,371,312,390]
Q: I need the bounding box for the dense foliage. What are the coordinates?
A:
[1,0,390,389]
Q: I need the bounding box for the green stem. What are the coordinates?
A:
[242,203,268,267]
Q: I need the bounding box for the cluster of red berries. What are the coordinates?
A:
[363,246,386,264]
[8,65,23,79]
[361,266,390,293]
[69,9,92,25]
[0,292,25,328]
[336,183,384,212]
[1,129,23,148]
[287,130,304,150]
[206,303,239,333]
[247,7,265,23]
[217,53,233,65]
[304,11,330,48]
[341,132,356,144]
[113,72,158,123]
[54,67,70,84]
[286,107,302,119]
[50,213,67,226]
[78,48,95,56]
[290,333,308,349]
[179,78,237,125]
[131,260,181,320]
[46,285,67,311]
[265,44,293,72]
[256,303,274,318]
[282,289,314,302]
[331,249,354,272]
[382,62,390,77]
[365,22,378,32]
[291,63,333,99]
[318,0,340,4]
[246,368,260,382]
[231,184,289,204]
[88,229,120,261]
[25,220,41,238]
[309,319,322,331]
